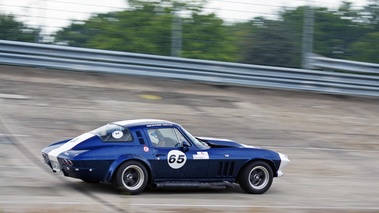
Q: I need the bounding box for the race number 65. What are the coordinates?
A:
[167,150,187,169]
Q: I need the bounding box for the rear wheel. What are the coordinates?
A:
[239,161,273,194]
[113,161,148,195]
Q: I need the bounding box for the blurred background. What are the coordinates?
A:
[0,0,377,68]
[1,1,379,212]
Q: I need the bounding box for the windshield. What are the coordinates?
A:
[182,127,209,149]
[91,124,133,142]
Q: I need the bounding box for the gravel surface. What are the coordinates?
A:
[0,65,379,213]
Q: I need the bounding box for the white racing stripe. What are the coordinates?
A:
[48,132,94,169]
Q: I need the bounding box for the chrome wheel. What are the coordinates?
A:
[248,165,269,190]
[239,161,273,194]
[121,165,145,191]
[114,161,148,195]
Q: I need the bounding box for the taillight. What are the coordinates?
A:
[42,153,49,162]
[63,159,73,166]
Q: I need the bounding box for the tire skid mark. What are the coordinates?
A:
[0,117,128,213]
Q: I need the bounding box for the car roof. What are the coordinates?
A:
[112,119,176,128]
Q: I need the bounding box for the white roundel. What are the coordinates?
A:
[112,130,123,139]
[167,150,187,169]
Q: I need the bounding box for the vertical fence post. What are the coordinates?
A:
[301,3,314,69]
[171,4,182,57]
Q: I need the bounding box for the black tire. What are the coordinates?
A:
[113,161,148,195]
[239,161,273,194]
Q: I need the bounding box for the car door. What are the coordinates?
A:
[145,127,209,179]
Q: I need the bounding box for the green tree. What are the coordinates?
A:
[128,0,207,12]
[55,5,172,55]
[234,3,372,67]
[54,0,237,61]
[248,20,299,67]
[53,0,379,66]
[182,13,238,61]
[361,0,379,30]
[348,32,379,63]
[235,11,303,67]
[0,14,40,42]
[338,0,379,62]
[314,3,369,59]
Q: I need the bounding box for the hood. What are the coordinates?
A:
[196,137,245,148]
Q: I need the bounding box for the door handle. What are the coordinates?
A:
[156,154,166,157]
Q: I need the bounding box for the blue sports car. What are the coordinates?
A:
[42,119,289,195]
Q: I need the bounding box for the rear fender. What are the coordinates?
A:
[41,139,71,153]
[51,139,71,146]
[104,154,152,183]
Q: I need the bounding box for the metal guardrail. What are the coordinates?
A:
[309,53,379,74]
[0,40,379,98]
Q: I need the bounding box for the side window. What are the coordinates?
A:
[148,129,161,146]
[104,128,133,142]
[148,128,186,147]
[92,124,133,142]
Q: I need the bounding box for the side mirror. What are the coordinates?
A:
[181,141,190,152]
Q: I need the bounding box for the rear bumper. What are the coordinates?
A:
[42,152,56,172]
[42,153,111,182]
[61,165,97,180]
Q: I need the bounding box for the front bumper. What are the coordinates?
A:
[277,153,290,177]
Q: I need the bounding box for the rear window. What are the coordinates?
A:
[91,124,133,142]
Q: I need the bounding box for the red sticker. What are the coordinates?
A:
[143,146,149,152]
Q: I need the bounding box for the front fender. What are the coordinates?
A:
[104,154,152,182]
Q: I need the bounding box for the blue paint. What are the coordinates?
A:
[42,119,289,193]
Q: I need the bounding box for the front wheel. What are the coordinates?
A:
[113,161,148,195]
[239,161,273,194]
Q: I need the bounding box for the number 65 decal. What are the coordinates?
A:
[167,150,187,169]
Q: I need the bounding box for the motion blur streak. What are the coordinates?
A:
[0,65,379,212]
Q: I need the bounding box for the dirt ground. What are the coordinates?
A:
[0,65,379,213]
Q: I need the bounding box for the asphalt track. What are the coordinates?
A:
[0,65,379,213]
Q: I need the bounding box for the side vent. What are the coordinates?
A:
[217,161,235,177]
[135,131,145,144]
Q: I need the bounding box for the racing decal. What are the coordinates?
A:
[193,151,209,160]
[146,123,173,127]
[48,132,93,170]
[112,130,123,139]
[167,150,187,169]
[143,146,149,152]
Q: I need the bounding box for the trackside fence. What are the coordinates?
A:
[309,54,379,75]
[0,40,379,98]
